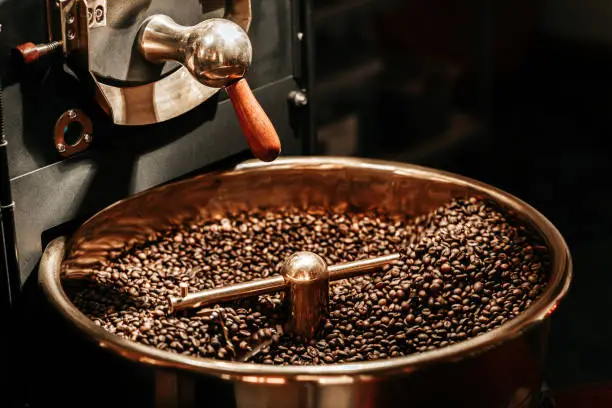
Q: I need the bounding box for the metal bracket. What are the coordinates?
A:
[54,109,93,158]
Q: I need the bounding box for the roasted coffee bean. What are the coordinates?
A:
[66,198,549,366]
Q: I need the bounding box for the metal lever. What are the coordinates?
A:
[169,252,400,338]
[137,16,281,162]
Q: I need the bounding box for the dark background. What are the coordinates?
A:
[312,0,612,392]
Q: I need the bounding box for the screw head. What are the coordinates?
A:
[289,91,308,107]
[56,143,66,153]
[67,109,77,119]
[83,133,92,144]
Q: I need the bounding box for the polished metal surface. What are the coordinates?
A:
[169,275,286,313]
[96,68,219,125]
[167,253,399,313]
[38,157,572,408]
[327,253,400,280]
[281,251,329,338]
[138,16,252,89]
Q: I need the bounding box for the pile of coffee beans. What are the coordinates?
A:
[65,197,550,365]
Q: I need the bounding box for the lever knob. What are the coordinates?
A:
[137,16,281,162]
[138,16,252,88]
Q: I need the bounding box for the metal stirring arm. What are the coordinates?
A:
[169,252,401,338]
[169,276,286,313]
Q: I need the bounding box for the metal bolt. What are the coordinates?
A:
[16,41,63,64]
[67,110,77,119]
[67,29,75,40]
[289,90,308,107]
[56,143,66,153]
[83,133,92,144]
[66,12,74,24]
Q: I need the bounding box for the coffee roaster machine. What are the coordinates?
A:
[0,1,572,408]
[0,0,313,406]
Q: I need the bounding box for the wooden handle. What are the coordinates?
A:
[226,78,281,162]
